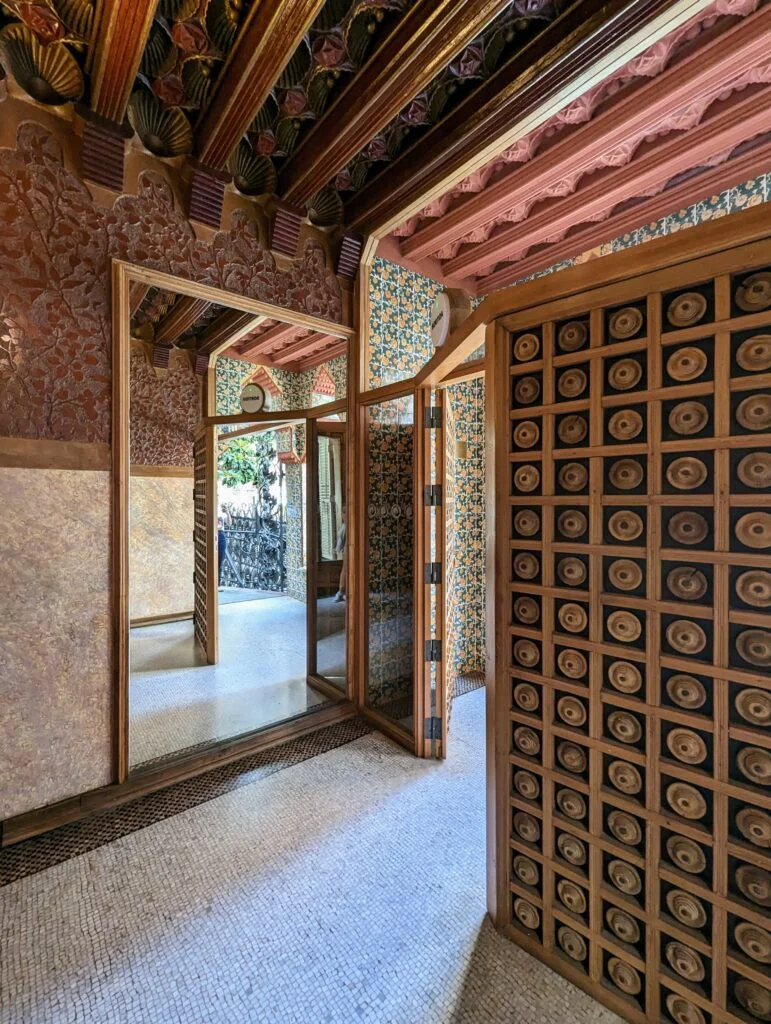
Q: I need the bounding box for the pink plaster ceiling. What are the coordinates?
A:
[384,0,771,294]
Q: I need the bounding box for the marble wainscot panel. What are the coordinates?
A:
[129,474,195,622]
[0,467,112,820]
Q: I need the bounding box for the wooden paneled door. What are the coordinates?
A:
[193,424,218,665]
[490,228,771,1024]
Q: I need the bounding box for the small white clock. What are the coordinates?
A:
[240,382,266,414]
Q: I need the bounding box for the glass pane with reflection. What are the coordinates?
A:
[365,395,414,733]
[314,426,347,688]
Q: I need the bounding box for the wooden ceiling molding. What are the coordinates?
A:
[344,0,713,236]
[293,338,347,370]
[397,1,768,265]
[195,0,327,171]
[476,130,771,291]
[238,320,299,359]
[374,0,770,292]
[90,0,159,124]
[154,296,212,345]
[271,331,335,366]
[197,309,265,357]
[277,0,515,205]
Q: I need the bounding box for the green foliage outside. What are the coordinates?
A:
[218,431,278,507]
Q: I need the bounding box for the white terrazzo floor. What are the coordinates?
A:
[129,594,346,767]
[0,691,623,1024]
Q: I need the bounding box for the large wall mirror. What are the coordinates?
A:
[116,265,351,773]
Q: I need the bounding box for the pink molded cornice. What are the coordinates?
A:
[396,1,767,263]
[444,78,771,278]
[475,135,771,293]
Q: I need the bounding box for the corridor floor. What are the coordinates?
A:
[0,691,622,1024]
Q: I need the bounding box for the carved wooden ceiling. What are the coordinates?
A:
[0,0,706,246]
[130,287,345,371]
[385,0,771,294]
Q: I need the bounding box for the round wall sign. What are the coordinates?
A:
[240,382,266,414]
[431,291,451,348]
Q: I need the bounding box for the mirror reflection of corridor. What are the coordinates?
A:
[126,282,349,770]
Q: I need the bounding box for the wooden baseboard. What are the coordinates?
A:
[130,464,194,478]
[130,610,193,627]
[0,700,357,847]
[0,436,110,471]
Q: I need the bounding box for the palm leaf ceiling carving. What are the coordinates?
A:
[0,0,722,261]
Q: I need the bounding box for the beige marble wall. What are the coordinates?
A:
[0,467,112,820]
[129,474,194,621]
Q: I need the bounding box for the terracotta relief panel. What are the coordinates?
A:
[0,122,343,445]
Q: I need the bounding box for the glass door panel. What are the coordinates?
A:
[307,421,347,691]
[363,395,415,734]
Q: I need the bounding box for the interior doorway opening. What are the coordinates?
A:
[442,374,488,720]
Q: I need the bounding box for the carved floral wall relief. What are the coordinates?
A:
[0,122,343,446]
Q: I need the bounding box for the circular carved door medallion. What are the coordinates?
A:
[558,320,588,351]
[736,271,771,312]
[667,346,707,382]
[737,565,771,602]
[666,673,706,710]
[667,291,707,328]
[557,367,587,398]
[737,393,771,431]
[514,375,540,404]
[609,306,643,339]
[737,333,771,372]
[607,660,642,694]
[608,358,642,391]
[513,332,540,361]
[668,511,709,546]
[608,509,644,542]
[608,408,643,441]
[666,566,708,602]
[668,400,708,436]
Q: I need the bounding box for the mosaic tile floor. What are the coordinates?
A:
[0,691,623,1024]
[130,595,340,768]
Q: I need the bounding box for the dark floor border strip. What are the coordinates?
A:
[0,717,371,888]
[453,672,485,698]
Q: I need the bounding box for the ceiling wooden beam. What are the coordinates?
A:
[195,0,327,171]
[90,0,159,123]
[154,297,213,346]
[344,0,709,236]
[129,282,151,315]
[402,7,770,263]
[198,311,266,358]
[239,322,300,359]
[475,133,771,293]
[293,339,348,371]
[273,333,338,366]
[279,0,513,205]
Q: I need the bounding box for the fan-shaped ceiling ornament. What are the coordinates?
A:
[307,184,343,226]
[228,139,278,196]
[0,0,95,106]
[127,88,193,157]
[241,0,409,186]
